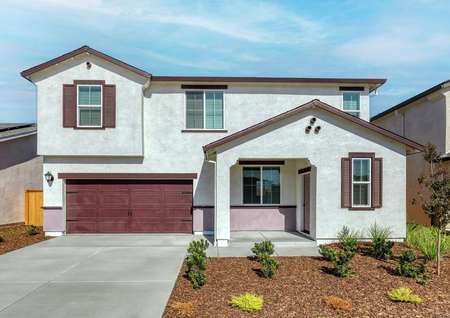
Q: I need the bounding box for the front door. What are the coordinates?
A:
[303,174,310,234]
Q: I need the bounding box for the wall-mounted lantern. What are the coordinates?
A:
[44,171,54,186]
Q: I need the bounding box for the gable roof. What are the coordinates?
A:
[21,46,152,80]
[371,80,450,121]
[203,99,424,153]
[21,46,386,90]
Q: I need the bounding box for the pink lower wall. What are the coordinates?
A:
[43,208,65,232]
[193,206,297,232]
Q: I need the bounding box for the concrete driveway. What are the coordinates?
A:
[0,235,192,318]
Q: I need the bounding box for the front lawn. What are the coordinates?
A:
[163,244,450,317]
[0,224,50,255]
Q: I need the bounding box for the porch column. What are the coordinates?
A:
[214,157,231,247]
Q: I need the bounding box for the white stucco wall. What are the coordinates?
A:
[213,108,407,243]
[32,54,145,156]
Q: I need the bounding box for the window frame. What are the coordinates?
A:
[242,165,282,206]
[76,84,103,128]
[351,157,371,208]
[184,90,225,130]
[342,91,361,118]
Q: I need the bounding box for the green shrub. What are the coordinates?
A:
[251,240,275,261]
[395,250,427,282]
[334,250,355,278]
[320,244,355,278]
[319,245,337,262]
[185,239,209,289]
[368,223,394,260]
[387,287,423,304]
[406,224,450,262]
[259,254,279,278]
[27,225,39,236]
[229,293,263,312]
[338,226,359,255]
[251,240,279,278]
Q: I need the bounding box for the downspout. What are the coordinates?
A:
[141,76,151,157]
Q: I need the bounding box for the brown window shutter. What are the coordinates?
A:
[103,84,116,128]
[341,158,351,208]
[372,158,383,208]
[62,84,76,127]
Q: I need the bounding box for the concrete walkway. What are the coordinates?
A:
[0,235,192,318]
[205,231,319,257]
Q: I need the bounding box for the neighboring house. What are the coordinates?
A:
[0,124,42,225]
[372,80,450,226]
[20,46,423,246]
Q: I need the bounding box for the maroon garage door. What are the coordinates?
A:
[66,180,193,233]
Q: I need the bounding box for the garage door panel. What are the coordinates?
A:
[97,207,129,218]
[130,190,163,207]
[99,191,130,206]
[67,191,98,206]
[67,207,97,218]
[96,221,129,233]
[67,221,97,233]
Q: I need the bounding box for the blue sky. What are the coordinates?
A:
[1,0,450,122]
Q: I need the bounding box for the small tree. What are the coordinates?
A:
[415,143,450,275]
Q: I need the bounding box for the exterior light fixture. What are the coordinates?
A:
[314,126,321,134]
[305,125,312,133]
[86,61,92,69]
[44,171,54,186]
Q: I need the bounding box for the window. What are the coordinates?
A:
[343,92,360,117]
[77,85,102,127]
[186,91,223,129]
[352,158,371,207]
[243,167,280,204]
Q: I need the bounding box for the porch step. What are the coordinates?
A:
[229,231,317,248]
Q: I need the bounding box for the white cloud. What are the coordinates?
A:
[335,27,450,65]
[8,0,327,45]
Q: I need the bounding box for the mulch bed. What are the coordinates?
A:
[0,225,51,255]
[164,244,450,317]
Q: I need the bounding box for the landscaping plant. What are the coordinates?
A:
[368,223,394,260]
[318,245,337,262]
[413,143,450,275]
[395,249,427,284]
[169,301,195,317]
[27,225,39,236]
[185,239,209,289]
[251,240,279,278]
[323,296,352,311]
[387,287,423,304]
[406,224,450,262]
[337,226,359,254]
[229,293,263,312]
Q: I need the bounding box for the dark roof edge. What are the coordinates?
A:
[203,99,424,153]
[21,46,152,80]
[371,80,450,121]
[153,76,386,86]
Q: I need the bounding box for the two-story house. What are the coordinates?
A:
[21,46,422,246]
[372,80,450,226]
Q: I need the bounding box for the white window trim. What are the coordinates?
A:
[342,92,361,118]
[184,90,225,130]
[241,165,282,206]
[77,84,103,128]
[351,158,371,208]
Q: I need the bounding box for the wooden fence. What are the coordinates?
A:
[25,190,43,226]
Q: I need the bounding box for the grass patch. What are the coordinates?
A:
[406,224,450,261]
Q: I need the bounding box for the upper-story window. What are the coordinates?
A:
[343,92,360,118]
[352,158,371,207]
[77,85,102,127]
[186,91,224,129]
